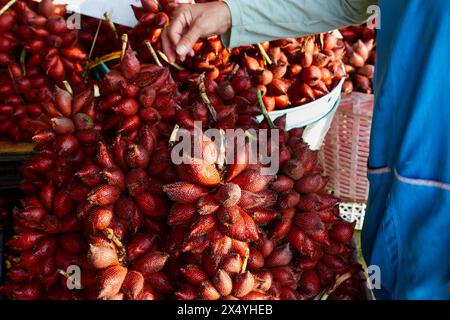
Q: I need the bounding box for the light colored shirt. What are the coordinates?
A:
[222,0,377,48]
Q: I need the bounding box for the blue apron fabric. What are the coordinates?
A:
[361,0,450,299]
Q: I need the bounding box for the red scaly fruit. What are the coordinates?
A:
[242,211,259,241]
[168,203,197,227]
[241,292,272,300]
[126,168,150,197]
[87,185,120,206]
[282,159,304,180]
[53,188,74,218]
[180,264,209,286]
[298,270,322,298]
[233,271,255,298]
[76,162,103,187]
[121,271,144,300]
[294,212,325,234]
[97,142,116,169]
[199,281,221,300]
[97,265,128,300]
[197,194,220,215]
[126,234,157,261]
[210,235,232,263]
[144,272,173,294]
[40,182,55,212]
[59,233,84,254]
[133,252,170,276]
[7,232,47,251]
[278,190,301,209]
[221,254,242,275]
[126,144,150,169]
[163,182,209,204]
[316,206,340,223]
[101,166,125,190]
[213,269,233,296]
[214,183,242,208]
[189,215,217,238]
[174,285,198,300]
[251,209,278,225]
[329,221,356,243]
[238,190,277,210]
[121,45,140,79]
[270,208,295,241]
[88,206,113,231]
[270,175,295,193]
[288,226,318,258]
[295,174,329,193]
[88,242,119,269]
[248,248,265,270]
[232,169,274,193]
[177,160,221,187]
[297,193,339,211]
[253,270,273,291]
[265,244,293,268]
[134,192,167,217]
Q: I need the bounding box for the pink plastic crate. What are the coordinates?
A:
[322,92,374,203]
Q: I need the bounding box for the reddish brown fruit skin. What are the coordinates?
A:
[329,221,356,243]
[265,244,293,268]
[270,175,295,193]
[295,174,329,193]
[197,194,220,215]
[97,265,128,300]
[121,271,144,300]
[213,269,233,296]
[88,243,119,269]
[233,271,255,298]
[282,160,305,180]
[199,281,221,300]
[168,203,197,227]
[126,234,157,262]
[133,252,169,276]
[214,183,242,208]
[180,264,209,286]
[87,185,120,206]
[163,182,209,204]
[232,169,274,193]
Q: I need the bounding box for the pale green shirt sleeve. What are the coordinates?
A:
[221,0,378,48]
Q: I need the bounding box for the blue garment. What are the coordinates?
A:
[362,0,450,299]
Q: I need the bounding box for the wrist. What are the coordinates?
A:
[217,1,232,34]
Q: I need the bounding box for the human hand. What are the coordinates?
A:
[161,1,231,62]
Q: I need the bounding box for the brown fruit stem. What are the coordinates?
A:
[319,271,352,300]
[240,248,250,273]
[0,0,17,16]
[257,43,272,65]
[226,64,240,81]
[20,48,27,76]
[62,81,73,96]
[157,50,185,71]
[198,73,217,121]
[87,51,122,70]
[88,19,103,59]
[104,12,119,41]
[103,228,126,257]
[145,41,163,67]
[257,90,275,129]
[121,34,128,61]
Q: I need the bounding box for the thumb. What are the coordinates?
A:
[176,22,202,57]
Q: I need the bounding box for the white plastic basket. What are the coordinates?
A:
[339,202,367,231]
[257,77,345,150]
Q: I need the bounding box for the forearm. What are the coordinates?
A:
[222,0,378,48]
